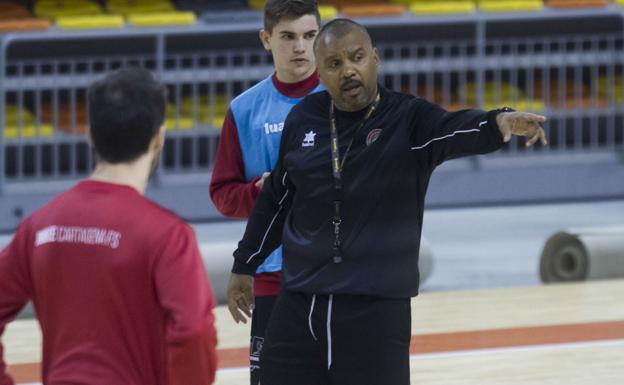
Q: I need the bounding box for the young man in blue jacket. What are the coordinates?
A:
[209,1,323,384]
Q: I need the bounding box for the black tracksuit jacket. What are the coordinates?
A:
[232,86,504,298]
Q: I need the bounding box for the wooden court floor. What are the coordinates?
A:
[4,279,624,385]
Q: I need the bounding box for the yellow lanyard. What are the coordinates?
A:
[328,93,380,263]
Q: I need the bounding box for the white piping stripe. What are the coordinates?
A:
[327,294,334,370]
[308,294,318,341]
[245,187,289,264]
[282,171,288,186]
[478,120,488,127]
[410,128,481,151]
[278,189,290,205]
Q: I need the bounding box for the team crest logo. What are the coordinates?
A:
[366,129,383,146]
[302,130,316,147]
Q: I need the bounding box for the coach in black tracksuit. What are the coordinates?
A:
[227,19,547,385]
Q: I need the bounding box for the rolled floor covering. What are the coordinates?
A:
[539,227,624,283]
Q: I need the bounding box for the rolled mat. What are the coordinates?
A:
[419,237,434,284]
[539,227,624,283]
[199,241,235,303]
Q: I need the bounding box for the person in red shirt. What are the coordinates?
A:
[0,67,218,385]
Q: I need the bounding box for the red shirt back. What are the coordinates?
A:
[0,180,217,385]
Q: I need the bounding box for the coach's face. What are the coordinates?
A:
[315,28,380,112]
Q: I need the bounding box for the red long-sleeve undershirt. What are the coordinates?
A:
[209,72,319,296]
[209,72,320,218]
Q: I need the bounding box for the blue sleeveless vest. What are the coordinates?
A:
[230,75,324,274]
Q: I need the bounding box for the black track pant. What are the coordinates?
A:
[250,295,278,385]
[260,290,411,385]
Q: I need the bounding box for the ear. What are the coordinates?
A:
[86,126,94,148]
[259,29,271,51]
[152,124,166,151]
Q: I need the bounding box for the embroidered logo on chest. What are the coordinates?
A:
[302,130,316,147]
[366,128,383,146]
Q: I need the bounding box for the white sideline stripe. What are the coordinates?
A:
[410,338,624,361]
[18,339,624,384]
[410,128,481,150]
[278,189,290,205]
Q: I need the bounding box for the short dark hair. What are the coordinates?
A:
[313,18,371,53]
[88,67,166,163]
[264,0,320,34]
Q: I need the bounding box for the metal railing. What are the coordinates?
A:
[1,9,623,229]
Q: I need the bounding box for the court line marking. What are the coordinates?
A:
[19,338,622,383]
[410,338,624,360]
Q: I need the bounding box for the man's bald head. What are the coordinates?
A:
[313,18,372,54]
[313,18,379,112]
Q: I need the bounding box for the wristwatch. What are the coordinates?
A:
[488,106,515,130]
[497,106,515,114]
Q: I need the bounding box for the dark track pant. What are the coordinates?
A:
[260,290,411,385]
[250,295,278,385]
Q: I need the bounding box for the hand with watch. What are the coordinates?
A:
[495,106,548,147]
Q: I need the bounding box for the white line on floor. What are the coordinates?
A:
[410,338,624,360]
[18,338,624,384]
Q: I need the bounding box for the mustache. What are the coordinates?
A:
[341,79,362,90]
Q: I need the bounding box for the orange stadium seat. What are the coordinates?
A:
[0,1,51,32]
[0,1,32,19]
[532,78,611,109]
[41,102,89,135]
[0,18,51,32]
[340,4,407,17]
